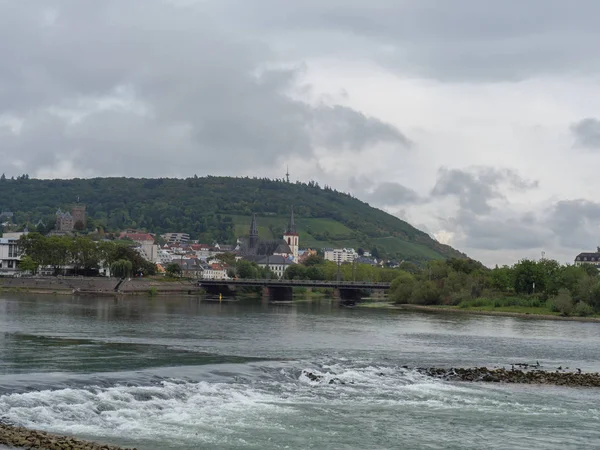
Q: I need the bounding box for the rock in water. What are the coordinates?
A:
[417,367,600,387]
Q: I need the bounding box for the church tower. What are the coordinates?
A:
[283,206,299,260]
[249,213,259,250]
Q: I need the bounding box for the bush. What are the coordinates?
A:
[409,281,441,305]
[390,272,415,304]
[548,289,574,316]
[574,301,594,317]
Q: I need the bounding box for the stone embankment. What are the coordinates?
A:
[0,276,202,296]
[0,422,134,450]
[419,366,600,387]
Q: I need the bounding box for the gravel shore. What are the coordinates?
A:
[0,423,136,450]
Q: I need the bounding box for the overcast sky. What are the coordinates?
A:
[1,0,599,266]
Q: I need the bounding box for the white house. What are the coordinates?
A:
[202,263,230,280]
[323,248,358,264]
[255,255,295,279]
[0,238,21,275]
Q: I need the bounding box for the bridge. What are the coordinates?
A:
[198,278,391,302]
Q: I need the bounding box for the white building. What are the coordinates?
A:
[138,243,159,263]
[255,255,295,279]
[158,249,173,265]
[323,248,358,264]
[0,238,21,275]
[202,263,230,280]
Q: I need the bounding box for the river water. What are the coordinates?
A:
[0,295,599,449]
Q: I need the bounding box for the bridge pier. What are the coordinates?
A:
[262,286,293,302]
[335,288,362,305]
[203,284,235,297]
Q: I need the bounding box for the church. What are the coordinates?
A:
[239,207,299,263]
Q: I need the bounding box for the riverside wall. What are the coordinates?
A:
[0,276,202,296]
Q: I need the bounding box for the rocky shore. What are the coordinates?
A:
[419,366,600,387]
[0,422,135,450]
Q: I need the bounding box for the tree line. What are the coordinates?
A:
[388,257,600,316]
[17,233,157,277]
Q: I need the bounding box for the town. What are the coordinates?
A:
[0,202,389,279]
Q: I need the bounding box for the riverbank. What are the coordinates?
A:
[397,303,600,321]
[355,301,600,322]
[0,276,203,296]
[0,423,134,450]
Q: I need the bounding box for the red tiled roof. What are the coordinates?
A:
[120,232,154,242]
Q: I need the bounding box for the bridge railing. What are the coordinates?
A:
[198,278,390,287]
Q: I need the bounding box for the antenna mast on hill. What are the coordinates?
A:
[286,165,290,183]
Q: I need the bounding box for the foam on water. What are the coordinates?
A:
[1,359,599,449]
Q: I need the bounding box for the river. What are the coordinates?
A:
[0,294,599,449]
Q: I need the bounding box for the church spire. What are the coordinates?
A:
[249,213,259,250]
[287,206,296,234]
[250,213,258,237]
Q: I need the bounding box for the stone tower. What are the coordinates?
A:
[71,204,86,229]
[283,206,299,260]
[249,213,259,250]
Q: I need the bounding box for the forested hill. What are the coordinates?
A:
[0,176,465,263]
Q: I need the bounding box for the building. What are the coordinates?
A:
[71,204,86,228]
[323,248,358,264]
[255,255,295,279]
[55,203,86,232]
[282,207,299,260]
[162,233,190,245]
[574,248,600,268]
[202,262,229,280]
[119,232,158,263]
[238,208,297,261]
[0,237,21,275]
[55,209,74,232]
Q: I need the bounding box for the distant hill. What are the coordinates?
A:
[0,175,465,263]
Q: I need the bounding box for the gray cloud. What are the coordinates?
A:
[216,0,600,81]
[571,118,600,150]
[431,167,537,214]
[366,182,421,206]
[452,211,549,251]
[0,0,409,178]
[547,199,600,249]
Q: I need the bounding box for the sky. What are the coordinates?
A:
[1,0,600,266]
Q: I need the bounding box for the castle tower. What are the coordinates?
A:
[249,213,259,250]
[283,206,299,260]
[71,203,86,229]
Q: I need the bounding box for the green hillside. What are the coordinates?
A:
[0,175,465,263]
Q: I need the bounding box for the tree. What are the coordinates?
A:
[111,259,133,278]
[285,264,307,280]
[490,265,513,292]
[74,220,85,231]
[235,260,257,279]
[390,271,415,304]
[513,259,545,295]
[18,256,38,274]
[302,254,324,267]
[410,281,441,305]
[549,288,574,316]
[165,262,182,278]
[215,252,236,266]
[305,265,325,280]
